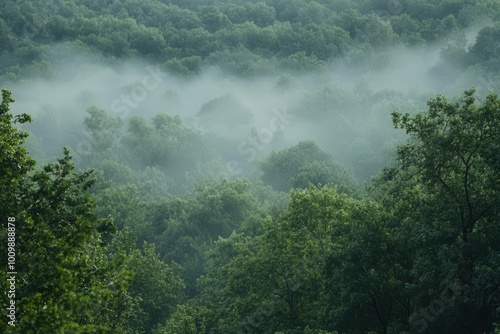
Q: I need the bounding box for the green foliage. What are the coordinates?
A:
[0,89,34,216]
[227,2,277,27]
[391,89,500,243]
[164,56,203,76]
[0,90,135,333]
[0,89,188,334]
[260,141,356,192]
[120,113,223,193]
[3,0,499,78]
[386,89,500,332]
[470,23,500,69]
[195,185,401,333]
[152,179,261,296]
[123,242,184,333]
[83,106,123,154]
[159,304,213,334]
[197,94,253,129]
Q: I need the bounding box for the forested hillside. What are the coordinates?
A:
[1,0,500,333]
[0,0,499,78]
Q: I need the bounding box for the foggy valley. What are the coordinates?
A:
[10,32,491,181]
[1,1,500,333]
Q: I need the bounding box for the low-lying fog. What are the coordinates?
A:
[4,26,494,181]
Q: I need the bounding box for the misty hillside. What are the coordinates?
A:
[1,0,500,333]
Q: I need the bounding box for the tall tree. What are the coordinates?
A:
[386,89,500,333]
[0,90,133,333]
[260,141,356,193]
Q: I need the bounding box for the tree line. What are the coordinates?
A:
[0,0,500,78]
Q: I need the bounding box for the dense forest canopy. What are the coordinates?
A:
[1,0,500,78]
[1,0,500,333]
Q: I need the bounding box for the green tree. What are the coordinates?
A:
[83,106,123,155]
[260,141,356,192]
[386,88,500,332]
[195,185,400,333]
[469,23,500,71]
[159,304,213,334]
[198,7,231,33]
[154,179,257,296]
[0,89,34,217]
[0,89,133,333]
[226,2,276,27]
[123,242,184,333]
[165,56,203,76]
[121,113,222,192]
[197,94,253,130]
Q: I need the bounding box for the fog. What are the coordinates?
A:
[3,26,491,182]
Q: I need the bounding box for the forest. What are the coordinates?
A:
[1,0,500,333]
